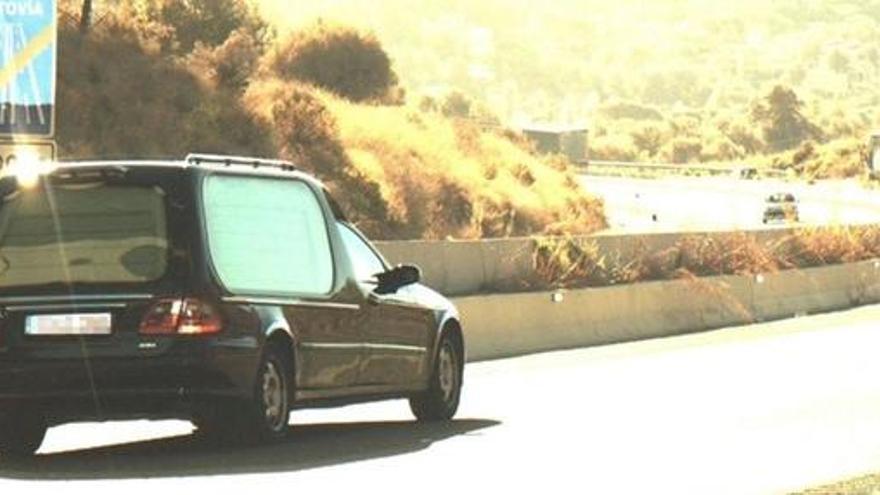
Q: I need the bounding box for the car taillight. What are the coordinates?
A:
[139,298,222,336]
[177,298,222,335]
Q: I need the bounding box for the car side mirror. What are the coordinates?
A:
[375,264,421,295]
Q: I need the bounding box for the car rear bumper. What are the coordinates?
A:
[0,338,261,423]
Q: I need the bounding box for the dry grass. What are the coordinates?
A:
[56,3,608,241]
[314,92,607,239]
[764,138,868,180]
[530,235,643,288]
[774,226,880,268]
[527,226,880,290]
[793,472,880,494]
[244,79,607,240]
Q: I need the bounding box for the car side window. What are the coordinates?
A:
[338,223,386,284]
[203,175,334,296]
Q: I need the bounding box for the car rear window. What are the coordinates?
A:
[0,181,168,289]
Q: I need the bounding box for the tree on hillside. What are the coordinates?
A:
[750,85,822,152]
[56,8,272,159]
[441,91,472,118]
[150,0,271,53]
[266,23,401,104]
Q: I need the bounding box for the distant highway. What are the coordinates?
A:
[4,305,880,493]
[579,175,880,232]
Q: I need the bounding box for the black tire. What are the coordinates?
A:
[191,403,233,443]
[248,345,291,440]
[193,345,291,444]
[0,410,47,458]
[410,333,463,421]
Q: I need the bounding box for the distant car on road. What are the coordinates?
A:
[0,154,465,457]
[762,192,799,224]
[732,166,758,180]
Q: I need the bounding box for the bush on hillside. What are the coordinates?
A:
[265,22,402,104]
[598,101,664,121]
[798,138,866,179]
[630,122,666,157]
[699,130,746,162]
[56,9,272,158]
[718,116,765,155]
[764,138,866,179]
[146,0,270,53]
[662,136,703,163]
[589,131,639,161]
[441,91,472,118]
[186,28,262,91]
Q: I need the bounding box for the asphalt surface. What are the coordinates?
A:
[580,175,880,232]
[3,305,880,494]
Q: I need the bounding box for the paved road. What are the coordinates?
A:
[4,305,880,494]
[580,175,880,232]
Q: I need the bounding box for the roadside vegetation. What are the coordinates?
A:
[588,87,871,180]
[56,0,605,240]
[528,226,880,290]
[795,472,880,495]
[255,0,880,179]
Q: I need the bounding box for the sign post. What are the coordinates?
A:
[0,0,57,174]
[870,132,880,179]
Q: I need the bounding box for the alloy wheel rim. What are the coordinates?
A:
[438,343,457,403]
[262,360,285,430]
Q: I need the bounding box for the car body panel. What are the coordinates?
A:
[0,159,462,425]
[763,192,799,223]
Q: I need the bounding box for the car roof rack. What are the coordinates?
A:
[185,153,297,172]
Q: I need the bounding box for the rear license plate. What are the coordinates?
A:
[25,313,113,336]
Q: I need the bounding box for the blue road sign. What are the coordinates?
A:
[0,0,56,138]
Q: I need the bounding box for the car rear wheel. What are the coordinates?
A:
[193,345,291,443]
[253,348,291,439]
[0,409,47,458]
[410,334,463,421]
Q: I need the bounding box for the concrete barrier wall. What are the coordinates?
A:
[376,228,797,296]
[455,260,880,361]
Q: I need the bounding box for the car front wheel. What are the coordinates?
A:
[0,409,47,458]
[410,334,463,421]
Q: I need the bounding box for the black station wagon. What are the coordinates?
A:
[0,154,465,456]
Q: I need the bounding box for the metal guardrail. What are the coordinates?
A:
[574,160,786,179]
